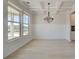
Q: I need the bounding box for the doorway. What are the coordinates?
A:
[70,11,75,41]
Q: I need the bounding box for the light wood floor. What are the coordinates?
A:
[5,39,75,59]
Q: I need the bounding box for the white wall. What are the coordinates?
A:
[3,0,33,58]
[32,12,67,40]
[65,11,71,41]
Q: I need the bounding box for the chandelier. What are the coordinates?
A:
[44,3,54,23]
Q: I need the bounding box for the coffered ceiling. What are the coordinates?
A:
[19,0,75,15]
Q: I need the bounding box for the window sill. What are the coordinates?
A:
[8,35,29,42]
[8,36,21,42]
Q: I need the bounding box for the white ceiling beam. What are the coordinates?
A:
[40,1,45,9]
[54,0,63,16]
[55,0,75,15]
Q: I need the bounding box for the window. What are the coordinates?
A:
[8,2,30,40]
[23,14,29,35]
[8,6,20,40]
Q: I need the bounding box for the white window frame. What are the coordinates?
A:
[8,2,22,40]
[22,12,30,36]
[8,1,30,40]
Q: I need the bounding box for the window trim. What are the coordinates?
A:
[8,1,22,12]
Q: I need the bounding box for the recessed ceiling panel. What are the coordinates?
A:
[20,0,75,14]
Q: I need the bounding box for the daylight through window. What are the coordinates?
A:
[8,6,20,40]
[8,4,29,40]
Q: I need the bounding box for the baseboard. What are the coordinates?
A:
[33,38,66,40]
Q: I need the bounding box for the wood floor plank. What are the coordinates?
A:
[5,39,75,59]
